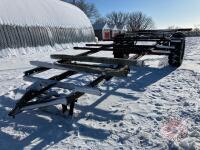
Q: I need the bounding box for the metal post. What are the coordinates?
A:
[69,101,75,116]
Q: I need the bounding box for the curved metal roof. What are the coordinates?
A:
[0,0,92,29]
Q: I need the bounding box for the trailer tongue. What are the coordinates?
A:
[9,28,191,118]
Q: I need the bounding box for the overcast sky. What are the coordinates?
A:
[86,0,200,29]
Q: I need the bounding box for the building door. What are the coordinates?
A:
[104,31,110,40]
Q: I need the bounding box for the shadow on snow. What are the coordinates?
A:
[0,66,175,150]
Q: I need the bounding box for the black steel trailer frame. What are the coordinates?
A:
[9,28,191,118]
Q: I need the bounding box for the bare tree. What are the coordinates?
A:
[127,11,154,31]
[61,0,75,4]
[168,26,180,29]
[93,17,107,26]
[77,0,100,22]
[193,27,200,36]
[62,0,99,23]
[106,12,129,27]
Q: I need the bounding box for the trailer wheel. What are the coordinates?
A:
[114,52,129,59]
[113,34,129,59]
[168,33,185,67]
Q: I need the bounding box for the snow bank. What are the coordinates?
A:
[0,43,86,58]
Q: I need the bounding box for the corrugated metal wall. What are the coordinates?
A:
[0,25,94,50]
[0,0,96,50]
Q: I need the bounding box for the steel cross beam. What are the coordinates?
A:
[9,50,101,117]
[9,53,142,117]
[65,54,143,116]
[24,50,100,76]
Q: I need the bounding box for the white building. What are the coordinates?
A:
[112,25,120,38]
[0,0,95,50]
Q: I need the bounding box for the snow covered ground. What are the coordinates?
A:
[0,37,200,150]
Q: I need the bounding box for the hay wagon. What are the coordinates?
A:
[9,28,191,117]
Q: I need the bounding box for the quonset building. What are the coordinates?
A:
[0,0,95,50]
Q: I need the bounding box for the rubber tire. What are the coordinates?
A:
[114,52,129,59]
[168,33,185,67]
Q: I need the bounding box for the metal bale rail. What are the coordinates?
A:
[9,28,191,117]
